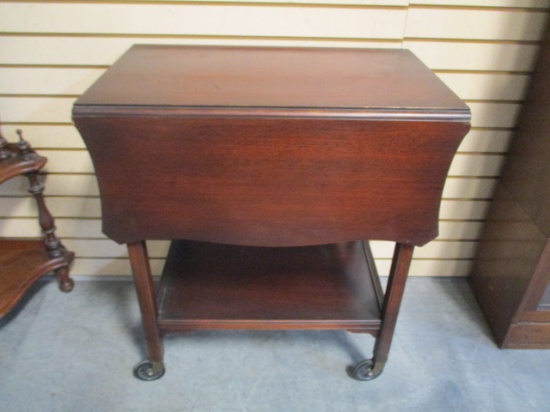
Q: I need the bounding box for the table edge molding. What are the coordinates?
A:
[73,105,471,122]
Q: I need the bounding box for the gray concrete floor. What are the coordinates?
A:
[0,277,549,412]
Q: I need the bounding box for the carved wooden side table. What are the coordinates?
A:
[73,45,470,381]
[0,129,74,317]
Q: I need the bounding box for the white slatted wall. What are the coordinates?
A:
[0,0,548,277]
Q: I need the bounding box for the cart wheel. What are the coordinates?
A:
[351,359,382,381]
[133,359,165,381]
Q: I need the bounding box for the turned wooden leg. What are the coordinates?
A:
[127,241,165,380]
[25,170,74,292]
[352,242,414,380]
[55,265,75,292]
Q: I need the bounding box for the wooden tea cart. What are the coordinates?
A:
[73,45,470,381]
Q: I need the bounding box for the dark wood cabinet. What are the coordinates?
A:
[470,25,550,349]
[0,131,74,317]
[73,45,470,380]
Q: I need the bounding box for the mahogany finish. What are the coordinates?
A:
[75,116,467,247]
[471,26,550,349]
[127,242,164,364]
[158,240,383,333]
[0,239,73,316]
[0,130,74,318]
[73,45,470,380]
[0,144,46,181]
[75,46,467,113]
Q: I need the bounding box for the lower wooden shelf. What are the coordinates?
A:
[157,240,383,334]
[0,239,74,317]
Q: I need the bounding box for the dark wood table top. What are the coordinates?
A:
[74,45,469,120]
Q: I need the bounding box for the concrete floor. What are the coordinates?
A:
[1,277,549,412]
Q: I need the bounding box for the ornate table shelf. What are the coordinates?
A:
[73,45,470,381]
[0,132,74,318]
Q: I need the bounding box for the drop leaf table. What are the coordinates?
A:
[73,45,470,381]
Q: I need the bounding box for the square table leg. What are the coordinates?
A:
[352,243,414,380]
[127,241,165,380]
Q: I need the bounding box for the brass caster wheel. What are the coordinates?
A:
[133,359,165,381]
[351,359,383,381]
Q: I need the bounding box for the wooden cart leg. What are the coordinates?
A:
[127,241,165,381]
[54,265,75,292]
[352,242,414,381]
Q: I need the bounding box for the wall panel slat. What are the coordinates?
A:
[370,240,478,259]
[436,73,530,101]
[0,68,104,95]
[0,97,75,123]
[405,41,541,71]
[457,129,513,153]
[468,102,521,128]
[1,197,101,218]
[438,200,489,220]
[0,3,407,38]
[0,218,104,238]
[375,259,473,277]
[410,0,549,7]
[0,36,400,67]
[405,9,547,41]
[442,178,497,200]
[0,125,86,149]
[70,258,165,277]
[448,154,505,177]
